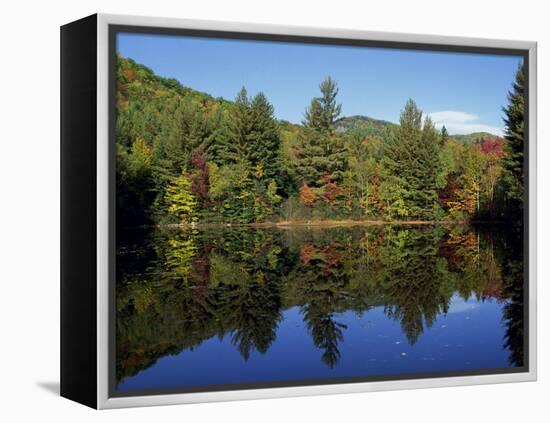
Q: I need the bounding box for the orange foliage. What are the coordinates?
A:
[319,244,342,269]
[122,68,137,82]
[299,183,316,206]
[300,244,316,264]
[320,181,342,204]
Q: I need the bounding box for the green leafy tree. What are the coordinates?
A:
[208,162,257,223]
[380,178,409,219]
[166,171,198,224]
[346,129,380,216]
[116,138,155,226]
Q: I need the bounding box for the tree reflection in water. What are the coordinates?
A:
[115,224,524,385]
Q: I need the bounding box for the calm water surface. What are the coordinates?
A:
[115,225,524,393]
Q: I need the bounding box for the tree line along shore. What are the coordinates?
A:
[116,56,525,228]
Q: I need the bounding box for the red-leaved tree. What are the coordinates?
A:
[481,138,504,158]
[191,147,210,206]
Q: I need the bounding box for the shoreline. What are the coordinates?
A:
[159,219,506,229]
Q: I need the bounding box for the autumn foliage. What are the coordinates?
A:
[320,179,342,205]
[299,183,316,206]
[191,147,210,207]
[115,55,523,225]
[481,137,504,158]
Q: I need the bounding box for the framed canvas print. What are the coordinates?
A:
[60,14,537,409]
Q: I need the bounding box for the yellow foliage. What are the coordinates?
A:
[255,164,265,178]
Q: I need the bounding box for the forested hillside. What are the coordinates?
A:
[448,132,500,144]
[116,55,524,227]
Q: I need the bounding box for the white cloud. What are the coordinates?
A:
[447,299,480,314]
[426,110,503,136]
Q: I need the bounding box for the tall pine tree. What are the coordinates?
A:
[440,125,449,146]
[381,99,442,219]
[248,93,282,181]
[304,77,342,133]
[296,77,347,188]
[210,87,253,166]
[499,64,525,221]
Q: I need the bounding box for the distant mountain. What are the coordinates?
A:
[336,115,502,143]
[336,115,396,130]
[335,115,396,140]
[449,132,503,143]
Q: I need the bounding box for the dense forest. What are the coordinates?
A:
[116,55,525,226]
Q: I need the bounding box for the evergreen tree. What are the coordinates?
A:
[296,77,347,188]
[400,98,423,131]
[211,87,253,166]
[417,117,443,215]
[248,93,282,181]
[304,77,342,133]
[440,125,449,146]
[318,77,342,133]
[303,98,323,129]
[295,128,347,187]
[381,100,442,219]
[499,64,525,220]
[156,97,213,180]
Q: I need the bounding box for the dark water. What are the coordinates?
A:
[115,224,525,393]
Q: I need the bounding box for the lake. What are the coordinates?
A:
[114,224,525,394]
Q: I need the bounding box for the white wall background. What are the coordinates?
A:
[1,0,547,420]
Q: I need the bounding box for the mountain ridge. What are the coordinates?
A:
[335,114,502,142]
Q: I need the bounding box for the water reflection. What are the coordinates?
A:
[115,224,524,391]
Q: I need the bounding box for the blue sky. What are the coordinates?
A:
[117,33,522,135]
